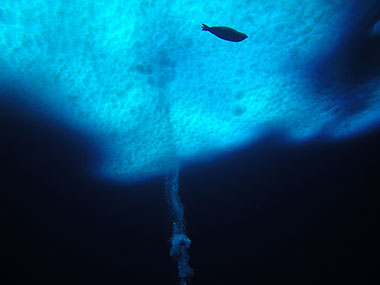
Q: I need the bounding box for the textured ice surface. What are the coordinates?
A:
[1,1,380,181]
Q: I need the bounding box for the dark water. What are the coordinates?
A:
[1,96,379,285]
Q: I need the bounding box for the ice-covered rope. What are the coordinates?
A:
[165,168,193,284]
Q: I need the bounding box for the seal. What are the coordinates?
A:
[202,24,248,42]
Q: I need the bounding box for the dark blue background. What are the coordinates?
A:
[1,91,379,285]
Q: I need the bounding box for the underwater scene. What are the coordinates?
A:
[1,1,379,284]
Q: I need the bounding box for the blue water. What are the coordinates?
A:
[1,1,380,181]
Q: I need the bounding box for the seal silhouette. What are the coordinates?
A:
[202,24,248,42]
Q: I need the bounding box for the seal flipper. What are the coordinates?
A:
[202,24,210,31]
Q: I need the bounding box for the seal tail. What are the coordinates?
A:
[202,24,210,31]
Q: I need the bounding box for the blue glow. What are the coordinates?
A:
[1,1,380,181]
[373,21,380,34]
